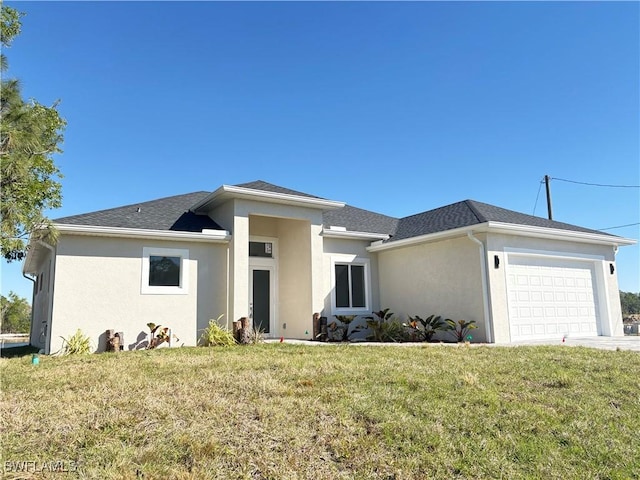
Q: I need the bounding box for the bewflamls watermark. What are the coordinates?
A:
[4,460,79,474]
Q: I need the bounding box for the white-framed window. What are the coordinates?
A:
[141,247,189,295]
[330,255,371,314]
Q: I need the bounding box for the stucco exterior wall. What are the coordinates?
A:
[377,236,487,342]
[485,233,623,341]
[276,218,313,338]
[49,235,227,353]
[223,200,324,336]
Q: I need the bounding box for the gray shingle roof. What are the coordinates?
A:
[235,180,398,235]
[323,205,398,235]
[53,181,613,241]
[235,180,324,199]
[388,199,612,242]
[54,192,223,232]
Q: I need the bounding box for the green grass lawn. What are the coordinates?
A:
[1,344,639,479]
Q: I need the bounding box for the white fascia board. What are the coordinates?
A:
[485,222,636,247]
[322,228,390,241]
[54,224,231,243]
[191,185,345,212]
[367,221,636,253]
[367,225,483,252]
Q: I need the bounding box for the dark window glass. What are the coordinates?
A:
[335,264,350,308]
[253,269,270,333]
[249,242,273,257]
[351,265,365,308]
[149,256,181,286]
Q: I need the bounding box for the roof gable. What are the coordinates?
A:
[387,199,614,243]
[234,180,324,199]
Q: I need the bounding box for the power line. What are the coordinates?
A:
[532,178,544,216]
[598,222,640,231]
[552,177,640,188]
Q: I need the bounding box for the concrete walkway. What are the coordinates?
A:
[507,336,640,352]
[268,336,640,352]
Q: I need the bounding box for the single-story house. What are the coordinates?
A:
[24,180,635,353]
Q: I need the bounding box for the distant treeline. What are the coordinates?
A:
[620,291,640,316]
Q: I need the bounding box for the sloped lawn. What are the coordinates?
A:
[1,344,639,479]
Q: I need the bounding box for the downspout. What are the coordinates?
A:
[467,232,493,343]
[22,272,36,346]
[225,243,230,330]
[37,241,56,355]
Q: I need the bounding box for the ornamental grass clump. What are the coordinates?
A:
[59,329,92,355]
[199,316,236,347]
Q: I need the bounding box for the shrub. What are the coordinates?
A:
[147,323,179,349]
[445,319,478,342]
[59,329,92,355]
[365,309,407,342]
[246,327,265,345]
[199,316,236,347]
[327,315,360,342]
[406,314,448,342]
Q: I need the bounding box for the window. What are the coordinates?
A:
[331,255,370,313]
[141,247,189,294]
[149,256,181,286]
[249,241,273,258]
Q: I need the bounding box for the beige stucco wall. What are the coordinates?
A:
[486,233,623,341]
[49,235,227,353]
[377,235,487,342]
[276,218,313,338]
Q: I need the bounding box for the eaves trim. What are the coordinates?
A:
[191,185,345,212]
[322,228,390,241]
[367,222,635,252]
[54,224,231,243]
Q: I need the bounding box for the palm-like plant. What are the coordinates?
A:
[444,319,478,342]
[407,314,447,342]
[328,315,359,342]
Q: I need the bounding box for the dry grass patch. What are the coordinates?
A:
[1,344,639,479]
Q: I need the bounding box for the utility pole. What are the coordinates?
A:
[544,175,553,220]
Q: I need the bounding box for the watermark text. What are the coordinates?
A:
[4,460,78,473]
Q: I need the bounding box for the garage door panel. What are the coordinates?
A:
[506,256,600,341]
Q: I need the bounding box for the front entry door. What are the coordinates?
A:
[250,266,274,335]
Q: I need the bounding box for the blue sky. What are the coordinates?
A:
[2,1,639,300]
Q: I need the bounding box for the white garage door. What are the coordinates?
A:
[506,256,600,341]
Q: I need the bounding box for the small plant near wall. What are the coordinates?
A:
[199,315,236,347]
[365,309,406,342]
[247,327,265,345]
[147,323,179,349]
[445,319,478,342]
[327,315,360,342]
[406,315,448,342]
[59,329,92,355]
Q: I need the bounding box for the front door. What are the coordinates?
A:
[250,265,275,336]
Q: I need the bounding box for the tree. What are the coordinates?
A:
[0,291,31,333]
[620,291,640,316]
[1,5,66,261]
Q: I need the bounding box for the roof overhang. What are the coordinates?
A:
[322,227,390,241]
[190,184,345,213]
[23,224,231,275]
[51,224,231,243]
[23,240,55,275]
[367,221,636,253]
